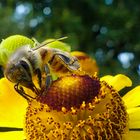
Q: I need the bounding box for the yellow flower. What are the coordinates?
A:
[0,74,140,140]
[71,51,99,74]
[101,74,140,140]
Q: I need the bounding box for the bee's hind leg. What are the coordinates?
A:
[44,64,52,90]
[14,83,35,100]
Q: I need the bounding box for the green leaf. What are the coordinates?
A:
[0,35,34,66]
[43,38,71,52]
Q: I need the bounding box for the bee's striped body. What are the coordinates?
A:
[39,47,79,76]
[5,39,80,100]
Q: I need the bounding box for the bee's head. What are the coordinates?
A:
[5,59,33,88]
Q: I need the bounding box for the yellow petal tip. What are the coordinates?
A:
[101,74,132,91]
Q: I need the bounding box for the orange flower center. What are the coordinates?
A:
[25,74,128,140]
[37,75,100,111]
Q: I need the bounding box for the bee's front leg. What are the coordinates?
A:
[14,83,35,100]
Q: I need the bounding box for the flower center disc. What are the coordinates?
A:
[25,74,128,140]
[37,75,100,111]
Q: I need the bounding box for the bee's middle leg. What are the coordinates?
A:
[44,64,52,90]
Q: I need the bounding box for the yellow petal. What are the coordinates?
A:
[71,51,99,75]
[125,131,140,140]
[0,78,28,128]
[123,86,140,109]
[0,131,25,140]
[127,107,140,129]
[101,74,132,91]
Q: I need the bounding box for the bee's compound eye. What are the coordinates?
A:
[4,64,13,81]
[5,63,23,83]
[5,70,15,82]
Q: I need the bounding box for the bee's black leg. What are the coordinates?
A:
[45,64,52,90]
[14,83,35,100]
[32,84,40,95]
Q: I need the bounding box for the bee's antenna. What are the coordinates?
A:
[33,36,68,50]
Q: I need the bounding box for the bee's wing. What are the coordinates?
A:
[55,52,80,71]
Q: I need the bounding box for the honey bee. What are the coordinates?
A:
[4,37,80,100]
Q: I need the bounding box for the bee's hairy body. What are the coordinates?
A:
[4,41,80,100]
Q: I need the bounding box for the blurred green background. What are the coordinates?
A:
[0,0,140,87]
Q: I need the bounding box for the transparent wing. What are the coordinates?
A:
[54,52,80,71]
